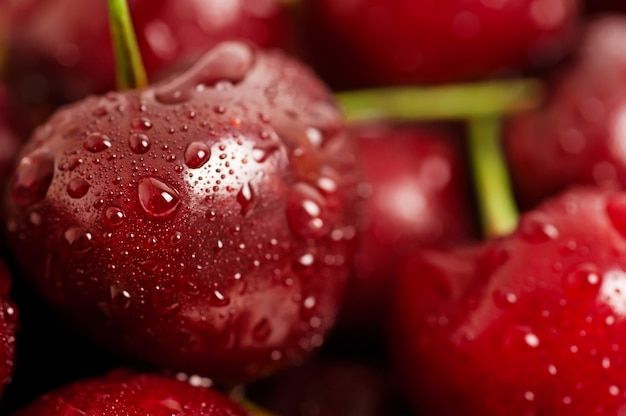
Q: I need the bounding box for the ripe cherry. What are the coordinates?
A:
[13,369,247,415]
[392,187,626,415]
[303,0,579,89]
[4,41,360,384]
[0,259,17,399]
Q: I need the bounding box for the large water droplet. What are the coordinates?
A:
[184,142,211,169]
[131,118,152,131]
[11,148,55,205]
[155,42,254,104]
[287,183,331,238]
[519,214,559,243]
[83,133,112,153]
[236,181,255,215]
[607,194,626,238]
[66,177,90,198]
[563,262,602,299]
[105,207,126,227]
[138,177,181,219]
[63,227,93,253]
[210,290,230,307]
[128,133,151,154]
[109,283,131,308]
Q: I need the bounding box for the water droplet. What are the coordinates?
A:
[109,283,131,308]
[66,177,90,198]
[105,207,125,227]
[519,214,559,243]
[236,182,255,215]
[128,133,151,154]
[563,262,602,299]
[252,144,278,163]
[287,183,331,238]
[493,291,517,308]
[11,148,55,205]
[63,227,93,253]
[131,118,152,131]
[607,194,626,238]
[155,42,254,104]
[83,133,111,153]
[184,142,211,169]
[303,296,316,309]
[138,177,181,219]
[252,318,272,341]
[211,290,230,307]
[305,127,323,147]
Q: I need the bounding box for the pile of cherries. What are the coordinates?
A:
[1,0,626,415]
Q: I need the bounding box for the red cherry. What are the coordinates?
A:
[506,16,626,209]
[4,42,360,384]
[391,187,626,415]
[4,0,290,111]
[303,0,579,89]
[13,369,247,415]
[340,123,476,333]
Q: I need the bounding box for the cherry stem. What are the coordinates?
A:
[468,116,519,238]
[108,0,147,90]
[336,78,543,123]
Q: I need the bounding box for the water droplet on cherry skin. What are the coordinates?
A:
[129,134,151,154]
[83,133,112,153]
[11,148,55,205]
[184,142,211,169]
[63,227,93,253]
[154,42,255,105]
[236,182,255,216]
[66,177,90,198]
[563,262,602,300]
[518,213,560,243]
[287,183,331,239]
[105,207,126,228]
[109,283,132,308]
[137,177,181,219]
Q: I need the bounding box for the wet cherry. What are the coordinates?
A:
[391,187,626,415]
[13,370,247,415]
[3,41,360,384]
[0,259,18,400]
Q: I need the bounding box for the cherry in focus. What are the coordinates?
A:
[391,187,626,415]
[303,0,580,90]
[3,42,361,384]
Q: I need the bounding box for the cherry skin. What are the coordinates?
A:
[0,259,18,399]
[391,187,626,415]
[4,0,290,117]
[0,86,22,191]
[505,16,626,210]
[3,42,360,384]
[303,0,579,90]
[340,123,476,333]
[12,369,247,415]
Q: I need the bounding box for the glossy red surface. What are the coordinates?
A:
[13,370,247,415]
[3,42,360,384]
[304,0,579,89]
[506,16,626,209]
[0,260,17,400]
[392,187,626,415]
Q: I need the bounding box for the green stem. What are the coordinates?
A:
[468,117,519,238]
[336,79,543,123]
[108,0,147,90]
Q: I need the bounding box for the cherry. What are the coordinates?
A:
[340,123,476,332]
[505,16,626,209]
[4,0,290,117]
[391,187,626,415]
[302,0,579,90]
[0,259,17,399]
[12,369,247,415]
[0,86,21,190]
[3,41,360,384]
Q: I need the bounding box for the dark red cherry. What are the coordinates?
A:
[506,16,626,209]
[303,0,579,89]
[340,123,476,333]
[4,0,289,116]
[12,369,247,415]
[391,187,626,415]
[584,1,626,14]
[4,42,360,384]
[0,87,22,191]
